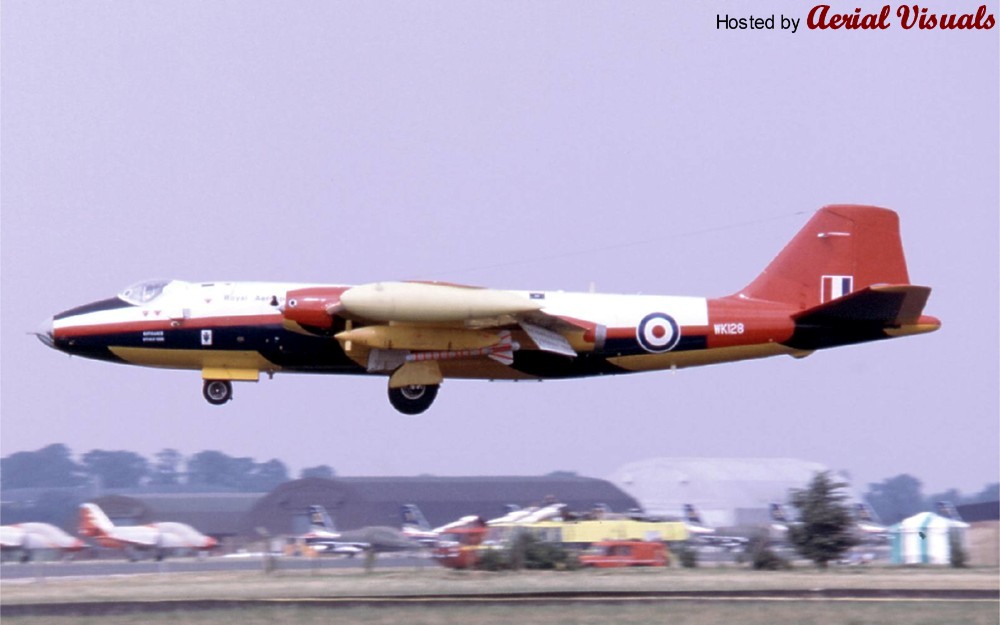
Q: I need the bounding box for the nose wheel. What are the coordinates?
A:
[388,384,438,415]
[203,380,233,405]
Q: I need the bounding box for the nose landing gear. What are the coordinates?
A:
[203,380,233,405]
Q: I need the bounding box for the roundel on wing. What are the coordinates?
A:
[636,312,681,353]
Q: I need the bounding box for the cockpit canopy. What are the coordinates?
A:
[118,279,174,305]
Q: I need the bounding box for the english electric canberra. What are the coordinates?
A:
[39,205,940,414]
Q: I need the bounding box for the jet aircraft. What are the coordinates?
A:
[39,205,939,414]
[301,505,421,555]
[400,504,484,545]
[0,522,86,562]
[681,504,749,550]
[78,503,217,561]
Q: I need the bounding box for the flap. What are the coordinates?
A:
[519,321,577,357]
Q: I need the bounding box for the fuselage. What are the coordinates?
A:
[42,279,805,381]
[0,523,85,552]
[36,207,941,414]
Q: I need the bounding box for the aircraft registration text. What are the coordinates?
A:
[713,323,745,335]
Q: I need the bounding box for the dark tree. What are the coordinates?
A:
[249,459,289,491]
[969,483,999,504]
[81,449,150,489]
[788,471,859,569]
[300,465,336,479]
[148,448,184,486]
[187,450,241,489]
[864,474,925,524]
[1,444,84,489]
[187,451,287,491]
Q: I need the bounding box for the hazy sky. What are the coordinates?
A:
[2,1,997,496]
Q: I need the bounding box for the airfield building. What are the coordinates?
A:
[241,476,639,537]
[607,457,858,529]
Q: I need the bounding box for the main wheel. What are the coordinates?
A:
[203,380,233,405]
[388,384,439,415]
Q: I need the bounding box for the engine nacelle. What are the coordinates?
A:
[283,287,347,329]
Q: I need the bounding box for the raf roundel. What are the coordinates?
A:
[636,312,681,353]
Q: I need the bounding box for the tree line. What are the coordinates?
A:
[865,474,997,524]
[2,443,996,525]
[1,444,336,493]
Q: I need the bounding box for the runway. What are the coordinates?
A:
[0,554,431,580]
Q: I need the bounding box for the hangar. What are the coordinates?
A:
[89,475,638,549]
[240,475,639,537]
[607,457,857,529]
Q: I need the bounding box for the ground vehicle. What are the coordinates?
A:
[432,526,490,569]
[578,540,668,567]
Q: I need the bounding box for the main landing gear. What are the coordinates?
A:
[203,380,233,405]
[388,384,439,415]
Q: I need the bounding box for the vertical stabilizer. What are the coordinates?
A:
[683,504,705,526]
[79,503,115,537]
[400,504,431,532]
[739,205,911,311]
[308,505,336,532]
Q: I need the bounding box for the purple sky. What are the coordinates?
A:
[2,1,997,495]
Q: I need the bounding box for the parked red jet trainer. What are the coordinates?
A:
[39,205,939,414]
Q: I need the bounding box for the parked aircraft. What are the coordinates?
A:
[934,501,964,522]
[681,504,749,550]
[0,522,85,562]
[400,501,567,541]
[39,205,939,414]
[400,504,483,545]
[853,503,889,543]
[78,503,217,561]
[771,501,891,547]
[302,505,421,555]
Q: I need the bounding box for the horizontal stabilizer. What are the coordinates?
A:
[786,285,937,350]
[793,285,931,327]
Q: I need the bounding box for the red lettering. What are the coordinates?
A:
[898,4,918,29]
[899,3,996,30]
[808,5,833,29]
[808,4,892,29]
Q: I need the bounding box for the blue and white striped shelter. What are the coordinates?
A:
[889,512,969,565]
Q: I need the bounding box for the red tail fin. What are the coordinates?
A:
[738,205,911,311]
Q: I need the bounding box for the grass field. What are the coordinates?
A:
[4,564,998,603]
[3,565,998,624]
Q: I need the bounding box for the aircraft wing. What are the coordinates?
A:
[110,526,161,548]
[286,281,587,359]
[308,541,368,555]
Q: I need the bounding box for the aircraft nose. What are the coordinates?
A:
[35,317,56,349]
